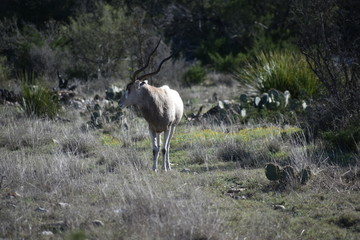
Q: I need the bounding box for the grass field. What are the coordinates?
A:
[0,88,359,239]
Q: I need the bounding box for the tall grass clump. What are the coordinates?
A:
[234,51,321,98]
[20,83,61,119]
[0,118,55,150]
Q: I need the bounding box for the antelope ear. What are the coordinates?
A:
[141,80,148,85]
[134,80,142,89]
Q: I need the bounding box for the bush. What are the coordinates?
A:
[217,140,268,168]
[182,63,206,85]
[209,52,246,73]
[0,56,11,85]
[322,125,360,153]
[233,51,321,98]
[20,83,61,119]
[292,0,360,132]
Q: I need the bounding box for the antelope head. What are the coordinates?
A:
[118,40,173,108]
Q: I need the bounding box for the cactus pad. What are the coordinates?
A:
[265,163,282,181]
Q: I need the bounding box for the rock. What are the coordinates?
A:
[241,108,246,117]
[113,208,125,214]
[273,204,286,210]
[35,207,48,212]
[227,187,246,194]
[6,191,22,198]
[92,220,105,227]
[234,196,247,200]
[41,231,54,236]
[284,90,290,107]
[57,202,70,208]
[255,96,261,106]
[181,168,191,173]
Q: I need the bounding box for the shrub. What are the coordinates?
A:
[217,139,268,167]
[182,63,206,85]
[209,52,246,73]
[292,0,360,132]
[59,131,97,157]
[233,51,321,98]
[0,56,10,85]
[20,83,61,119]
[322,125,360,153]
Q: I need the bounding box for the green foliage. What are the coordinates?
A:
[20,83,61,119]
[209,52,247,73]
[68,232,87,240]
[0,56,10,84]
[4,22,46,73]
[322,126,360,153]
[183,63,206,85]
[234,51,321,98]
[17,70,36,85]
[65,3,136,80]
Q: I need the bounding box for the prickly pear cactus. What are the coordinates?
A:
[265,162,312,187]
[105,85,123,101]
[265,163,282,181]
[90,111,103,128]
[240,94,247,103]
[299,166,312,185]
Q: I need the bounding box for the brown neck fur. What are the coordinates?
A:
[135,85,173,133]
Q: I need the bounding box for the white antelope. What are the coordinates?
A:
[118,41,184,171]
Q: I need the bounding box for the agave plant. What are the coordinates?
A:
[20,83,61,119]
[233,51,321,98]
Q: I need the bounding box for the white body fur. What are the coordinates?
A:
[119,80,183,171]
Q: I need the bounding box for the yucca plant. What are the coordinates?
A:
[234,51,322,98]
[20,83,61,119]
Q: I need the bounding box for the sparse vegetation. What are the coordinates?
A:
[0,102,359,239]
[0,0,359,239]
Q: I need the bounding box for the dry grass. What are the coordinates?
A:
[0,103,359,240]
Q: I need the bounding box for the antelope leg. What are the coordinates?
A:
[162,126,176,171]
[149,128,160,171]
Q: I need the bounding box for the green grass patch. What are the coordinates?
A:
[172,125,301,147]
[100,134,121,146]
